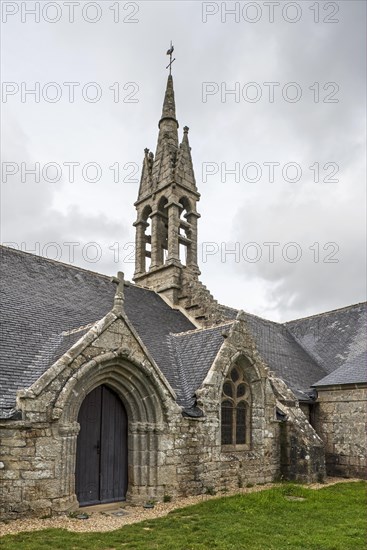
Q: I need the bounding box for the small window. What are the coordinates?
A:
[221,400,233,445]
[221,366,251,448]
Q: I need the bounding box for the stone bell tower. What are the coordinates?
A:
[133,73,201,304]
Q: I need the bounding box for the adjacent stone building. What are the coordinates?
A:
[0,73,366,519]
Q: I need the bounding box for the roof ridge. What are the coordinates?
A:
[0,246,169,296]
[285,302,367,324]
[170,321,234,337]
[0,245,114,281]
[218,304,238,313]
[239,309,284,327]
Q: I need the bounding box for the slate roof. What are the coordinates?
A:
[314,360,366,386]
[167,324,231,407]
[0,246,194,415]
[285,303,366,373]
[239,312,327,396]
[213,306,367,393]
[1,245,366,417]
[285,303,367,387]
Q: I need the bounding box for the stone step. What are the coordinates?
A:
[179,275,227,327]
[185,304,201,310]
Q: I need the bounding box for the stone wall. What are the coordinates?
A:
[168,398,281,498]
[268,376,325,483]
[0,308,327,519]
[0,397,280,518]
[278,409,325,483]
[314,386,367,478]
[0,419,80,518]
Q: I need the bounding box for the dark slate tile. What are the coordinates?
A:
[0,246,194,412]
[286,303,367,384]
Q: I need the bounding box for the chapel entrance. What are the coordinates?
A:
[75,385,128,506]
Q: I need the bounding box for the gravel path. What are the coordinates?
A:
[0,478,361,537]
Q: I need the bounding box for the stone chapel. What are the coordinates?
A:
[0,72,366,518]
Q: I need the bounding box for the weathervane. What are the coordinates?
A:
[166,41,175,75]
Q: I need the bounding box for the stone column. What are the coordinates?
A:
[166,201,181,263]
[133,219,149,277]
[54,422,80,512]
[185,211,200,272]
[150,211,161,269]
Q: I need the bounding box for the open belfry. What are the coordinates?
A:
[0,51,365,518]
[133,74,201,300]
[133,71,229,327]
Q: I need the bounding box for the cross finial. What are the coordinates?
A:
[111,271,125,313]
[166,41,175,75]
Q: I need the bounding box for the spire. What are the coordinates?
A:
[159,74,178,129]
[136,76,180,201]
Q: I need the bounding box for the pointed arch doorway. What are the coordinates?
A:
[75,385,128,506]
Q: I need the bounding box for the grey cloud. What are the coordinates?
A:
[1,0,365,321]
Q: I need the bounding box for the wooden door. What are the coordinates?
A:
[76,385,128,506]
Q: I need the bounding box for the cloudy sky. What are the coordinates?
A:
[1,0,366,321]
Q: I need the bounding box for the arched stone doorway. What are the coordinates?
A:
[53,352,177,508]
[75,384,128,506]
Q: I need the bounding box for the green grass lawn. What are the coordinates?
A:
[0,482,366,550]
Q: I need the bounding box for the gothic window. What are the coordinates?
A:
[221,366,251,448]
